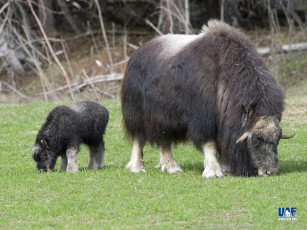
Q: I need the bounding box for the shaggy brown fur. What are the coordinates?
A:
[121,20,286,176]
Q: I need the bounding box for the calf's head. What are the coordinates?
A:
[236,116,295,176]
[32,138,57,172]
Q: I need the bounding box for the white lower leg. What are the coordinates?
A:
[66,147,79,173]
[126,139,146,173]
[202,141,223,178]
[155,147,183,173]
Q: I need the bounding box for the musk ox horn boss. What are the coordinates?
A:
[121,20,295,177]
[32,101,109,173]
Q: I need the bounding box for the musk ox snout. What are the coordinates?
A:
[246,124,280,176]
[236,116,294,176]
[38,168,52,173]
[256,150,279,176]
[258,166,278,176]
[252,152,279,177]
[34,153,57,173]
[32,142,58,172]
[32,147,57,173]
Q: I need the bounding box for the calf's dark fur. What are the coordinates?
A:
[32,101,109,172]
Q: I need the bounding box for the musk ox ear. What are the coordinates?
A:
[236,117,269,144]
[280,133,296,139]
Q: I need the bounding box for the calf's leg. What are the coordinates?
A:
[125,138,146,172]
[202,141,224,178]
[88,142,105,170]
[155,146,183,173]
[66,147,79,173]
[59,154,68,171]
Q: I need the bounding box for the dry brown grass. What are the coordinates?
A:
[283,94,307,131]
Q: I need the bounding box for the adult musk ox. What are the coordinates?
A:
[32,101,109,173]
[121,20,295,177]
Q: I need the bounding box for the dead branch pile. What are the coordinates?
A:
[0,1,306,102]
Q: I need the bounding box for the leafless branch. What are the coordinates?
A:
[39,73,123,95]
[82,69,100,100]
[145,19,164,35]
[27,0,75,100]
[94,0,114,70]
[257,42,307,56]
[1,81,32,101]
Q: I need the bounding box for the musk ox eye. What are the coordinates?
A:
[266,139,276,145]
[251,135,262,143]
[256,135,264,141]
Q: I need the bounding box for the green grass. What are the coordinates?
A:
[0,97,306,229]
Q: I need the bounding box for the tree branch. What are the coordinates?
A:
[27,0,75,100]
[257,42,307,56]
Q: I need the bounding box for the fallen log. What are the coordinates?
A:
[257,42,307,56]
[38,73,124,96]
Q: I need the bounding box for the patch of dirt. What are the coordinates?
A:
[285,79,307,96]
[283,95,307,129]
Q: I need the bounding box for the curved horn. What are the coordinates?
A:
[236,131,250,144]
[236,117,269,144]
[280,133,296,139]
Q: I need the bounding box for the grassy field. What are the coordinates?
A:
[0,95,306,229]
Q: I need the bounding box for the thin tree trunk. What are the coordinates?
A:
[161,0,188,34]
[57,0,83,35]
[221,0,225,21]
[184,0,190,34]
[27,0,75,100]
[38,0,55,35]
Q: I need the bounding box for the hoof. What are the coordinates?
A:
[125,161,146,173]
[202,167,224,178]
[66,165,79,173]
[87,164,99,170]
[155,162,183,173]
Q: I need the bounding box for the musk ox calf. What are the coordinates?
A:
[121,20,295,177]
[32,101,109,173]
